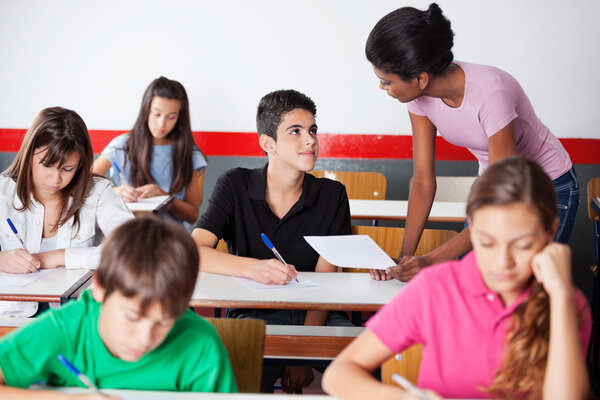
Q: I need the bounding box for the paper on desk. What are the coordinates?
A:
[0,269,54,287]
[304,235,396,270]
[126,195,170,212]
[235,274,320,290]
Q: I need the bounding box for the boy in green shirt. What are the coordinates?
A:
[0,216,237,398]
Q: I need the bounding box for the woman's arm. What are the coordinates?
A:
[191,228,297,284]
[532,243,590,400]
[323,330,427,400]
[488,122,517,165]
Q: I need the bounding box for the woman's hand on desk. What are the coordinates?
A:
[135,183,166,199]
[282,366,314,393]
[112,185,140,203]
[386,256,427,282]
[248,259,298,285]
[0,249,40,273]
[369,269,392,281]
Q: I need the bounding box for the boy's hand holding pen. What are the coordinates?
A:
[260,233,299,284]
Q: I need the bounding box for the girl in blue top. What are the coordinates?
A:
[93,77,207,223]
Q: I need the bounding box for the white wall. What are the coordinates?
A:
[1,0,599,138]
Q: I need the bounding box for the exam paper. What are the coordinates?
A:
[235,274,320,290]
[126,195,170,212]
[304,235,396,270]
[0,269,54,287]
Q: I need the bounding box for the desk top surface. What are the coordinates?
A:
[191,272,404,311]
[0,268,92,302]
[349,199,466,222]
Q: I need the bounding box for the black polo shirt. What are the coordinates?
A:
[195,164,351,271]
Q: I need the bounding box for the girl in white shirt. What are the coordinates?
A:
[0,106,133,316]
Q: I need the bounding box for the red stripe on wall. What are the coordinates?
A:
[1,128,598,163]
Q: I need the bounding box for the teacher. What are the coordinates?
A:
[365,3,579,281]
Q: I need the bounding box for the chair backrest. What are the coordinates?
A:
[216,239,228,253]
[410,176,476,203]
[351,225,459,258]
[310,170,387,200]
[350,226,458,384]
[205,317,265,393]
[588,178,600,221]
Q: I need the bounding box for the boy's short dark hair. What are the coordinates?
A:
[256,89,317,140]
[96,215,199,318]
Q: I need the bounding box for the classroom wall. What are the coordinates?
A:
[1,1,599,300]
[1,0,600,138]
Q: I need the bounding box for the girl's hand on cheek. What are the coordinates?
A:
[531,242,573,299]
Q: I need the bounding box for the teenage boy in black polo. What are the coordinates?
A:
[192,89,352,393]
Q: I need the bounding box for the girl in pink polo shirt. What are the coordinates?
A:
[364,3,579,282]
[323,156,591,400]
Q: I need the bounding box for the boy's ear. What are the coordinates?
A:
[91,274,106,303]
[259,134,276,155]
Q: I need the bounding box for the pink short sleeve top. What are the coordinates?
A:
[407,61,572,179]
[366,251,591,398]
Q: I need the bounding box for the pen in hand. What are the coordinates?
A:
[6,218,40,272]
[111,161,128,186]
[391,373,431,400]
[57,354,100,393]
[260,233,299,283]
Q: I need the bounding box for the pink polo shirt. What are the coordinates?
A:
[407,61,572,179]
[366,251,591,399]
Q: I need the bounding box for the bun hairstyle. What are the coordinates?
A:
[365,3,454,80]
[467,156,560,399]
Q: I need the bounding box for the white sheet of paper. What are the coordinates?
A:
[235,274,320,291]
[304,235,396,270]
[126,195,170,212]
[0,269,54,287]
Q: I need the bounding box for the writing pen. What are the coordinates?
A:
[260,233,299,283]
[6,218,39,272]
[391,373,431,400]
[57,354,100,393]
[111,161,128,186]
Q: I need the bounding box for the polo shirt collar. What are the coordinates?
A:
[458,250,533,309]
[246,163,319,207]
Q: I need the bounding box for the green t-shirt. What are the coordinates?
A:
[0,291,237,393]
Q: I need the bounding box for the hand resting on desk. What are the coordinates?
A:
[369,255,428,282]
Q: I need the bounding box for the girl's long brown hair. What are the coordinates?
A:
[125,76,203,194]
[4,107,93,233]
[466,156,557,399]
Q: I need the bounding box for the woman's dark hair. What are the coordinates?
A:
[126,76,203,194]
[365,3,454,81]
[4,106,93,233]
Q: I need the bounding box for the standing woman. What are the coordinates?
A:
[365,3,579,281]
[93,76,207,224]
[0,107,132,316]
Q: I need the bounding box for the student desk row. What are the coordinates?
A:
[125,196,468,223]
[348,199,466,222]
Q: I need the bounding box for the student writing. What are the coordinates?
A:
[323,156,591,400]
[0,107,132,317]
[93,76,207,224]
[0,216,237,398]
[365,3,579,281]
[192,89,354,393]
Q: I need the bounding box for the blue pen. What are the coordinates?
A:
[6,218,39,272]
[111,161,128,186]
[260,233,299,283]
[57,354,100,393]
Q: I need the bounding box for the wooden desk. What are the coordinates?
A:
[40,387,336,399]
[349,199,466,222]
[191,272,404,311]
[0,268,93,304]
[126,194,173,217]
